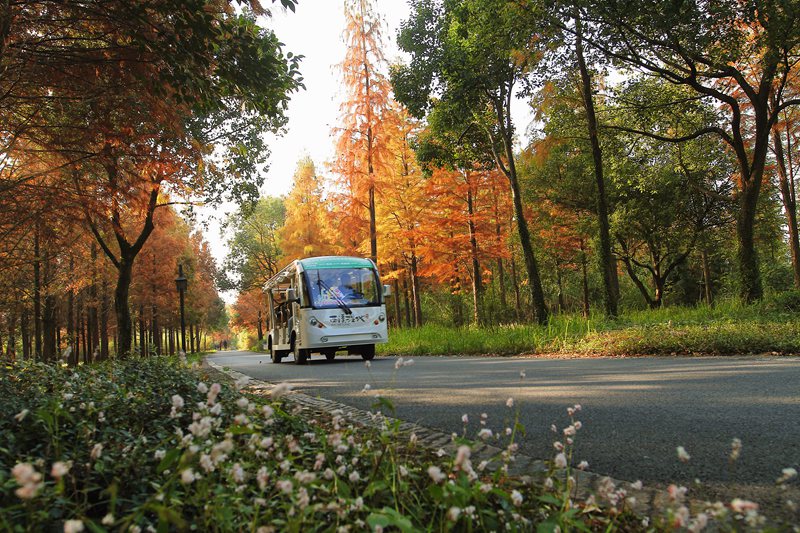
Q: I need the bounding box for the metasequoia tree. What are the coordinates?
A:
[4,0,302,355]
[392,0,549,323]
[330,0,394,263]
[377,106,429,326]
[571,0,800,302]
[279,158,338,261]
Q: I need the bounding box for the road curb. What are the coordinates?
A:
[204,358,671,518]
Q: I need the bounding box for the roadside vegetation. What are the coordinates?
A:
[3,356,794,532]
[380,295,800,357]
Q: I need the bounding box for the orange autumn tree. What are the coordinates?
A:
[418,166,509,325]
[279,158,337,261]
[330,0,393,262]
[377,106,428,326]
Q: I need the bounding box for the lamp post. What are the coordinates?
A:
[175,264,188,354]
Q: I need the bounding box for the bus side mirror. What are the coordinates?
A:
[382,285,392,297]
[286,288,298,303]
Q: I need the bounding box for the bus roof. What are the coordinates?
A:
[297,256,375,270]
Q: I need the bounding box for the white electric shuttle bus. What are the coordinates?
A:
[264,256,391,364]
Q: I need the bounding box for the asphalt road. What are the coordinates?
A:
[208,350,800,491]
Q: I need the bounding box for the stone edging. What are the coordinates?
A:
[205,359,667,518]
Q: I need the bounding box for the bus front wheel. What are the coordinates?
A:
[269,338,283,364]
[293,338,309,365]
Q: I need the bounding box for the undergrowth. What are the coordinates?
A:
[380,298,800,357]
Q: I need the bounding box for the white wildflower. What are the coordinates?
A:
[730,438,742,461]
[361,384,371,393]
[511,490,523,506]
[14,409,29,422]
[447,507,461,521]
[478,428,493,440]
[554,453,567,469]
[461,414,468,424]
[12,463,43,499]
[271,382,293,399]
[427,466,445,483]
[63,519,84,533]
[505,397,514,408]
[236,397,249,410]
[577,460,589,470]
[51,461,72,480]
[276,479,293,494]
[90,443,103,460]
[181,468,196,484]
[101,514,114,526]
[777,467,798,483]
[676,446,691,463]
[200,454,214,473]
[235,376,250,389]
[231,463,245,483]
[207,383,222,405]
[196,382,208,394]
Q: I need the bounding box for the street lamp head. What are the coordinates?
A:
[175,263,188,293]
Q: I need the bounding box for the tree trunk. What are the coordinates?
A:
[556,262,565,312]
[575,10,617,318]
[489,86,548,324]
[701,247,713,305]
[21,308,30,360]
[89,244,99,359]
[33,229,41,360]
[506,166,547,324]
[509,252,522,321]
[580,239,590,317]
[402,276,411,328]
[139,304,146,355]
[115,260,134,357]
[772,125,800,288]
[392,277,402,329]
[169,327,175,356]
[42,263,57,362]
[737,181,763,302]
[67,258,75,365]
[100,279,110,361]
[409,252,423,327]
[6,312,16,360]
[257,307,263,341]
[466,176,483,325]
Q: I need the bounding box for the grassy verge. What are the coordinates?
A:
[1,357,790,531]
[379,300,800,357]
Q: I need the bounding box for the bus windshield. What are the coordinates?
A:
[305,267,380,309]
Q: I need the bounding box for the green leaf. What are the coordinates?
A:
[366,507,415,533]
[157,448,181,474]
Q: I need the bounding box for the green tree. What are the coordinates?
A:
[574,0,800,302]
[222,197,286,292]
[392,0,550,323]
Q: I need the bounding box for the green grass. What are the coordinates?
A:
[379,299,800,357]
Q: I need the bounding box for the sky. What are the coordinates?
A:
[201,0,534,302]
